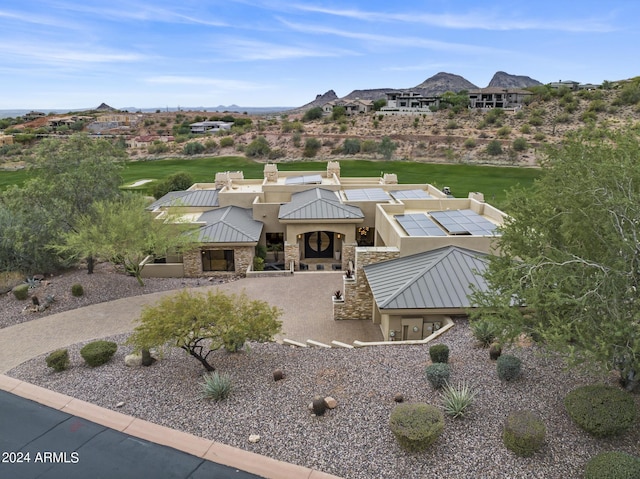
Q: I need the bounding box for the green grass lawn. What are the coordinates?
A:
[1,156,541,209]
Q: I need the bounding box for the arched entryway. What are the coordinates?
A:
[304,231,334,258]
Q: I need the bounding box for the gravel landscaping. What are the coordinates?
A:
[8,310,640,479]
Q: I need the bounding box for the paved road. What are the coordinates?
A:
[0,389,263,479]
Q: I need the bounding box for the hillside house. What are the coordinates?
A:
[145,162,506,341]
[129,135,175,148]
[467,88,532,109]
[189,121,233,134]
[322,99,374,115]
[381,91,440,113]
[0,134,13,145]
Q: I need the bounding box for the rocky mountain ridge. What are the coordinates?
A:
[302,71,542,110]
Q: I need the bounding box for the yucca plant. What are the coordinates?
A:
[441,381,476,418]
[200,371,233,401]
[470,319,498,347]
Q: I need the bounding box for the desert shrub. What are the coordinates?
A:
[497,354,522,381]
[219,136,234,148]
[71,283,84,297]
[485,140,503,156]
[252,256,264,271]
[303,138,322,157]
[470,319,497,347]
[245,136,271,157]
[200,371,233,401]
[496,126,511,138]
[12,284,29,300]
[512,137,529,152]
[564,384,636,437]
[441,381,476,418]
[0,271,23,294]
[463,138,476,149]
[429,344,449,364]
[342,138,361,154]
[45,349,70,372]
[489,342,502,360]
[80,340,117,367]
[389,403,444,452]
[360,139,378,153]
[183,142,205,155]
[584,451,640,479]
[533,132,546,141]
[503,410,545,457]
[302,107,323,122]
[425,363,450,389]
[528,116,543,127]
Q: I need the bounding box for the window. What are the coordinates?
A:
[356,226,375,246]
[202,249,234,272]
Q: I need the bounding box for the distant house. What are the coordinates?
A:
[578,83,601,90]
[189,121,233,134]
[129,135,174,148]
[322,99,374,115]
[0,134,14,145]
[24,111,45,121]
[467,88,532,109]
[548,80,580,91]
[381,91,440,113]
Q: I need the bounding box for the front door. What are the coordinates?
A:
[304,231,334,258]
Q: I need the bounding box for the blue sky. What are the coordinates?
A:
[1,1,638,110]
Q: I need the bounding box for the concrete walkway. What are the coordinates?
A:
[0,272,383,373]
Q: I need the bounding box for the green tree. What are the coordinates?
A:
[152,171,194,199]
[245,136,271,157]
[302,107,323,122]
[331,106,346,121]
[471,128,640,391]
[127,289,282,371]
[378,136,397,160]
[55,194,196,286]
[373,99,387,111]
[0,135,125,273]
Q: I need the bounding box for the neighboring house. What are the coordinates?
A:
[381,91,440,114]
[145,161,506,341]
[467,88,532,109]
[189,121,233,134]
[24,111,45,121]
[129,135,174,148]
[0,134,13,145]
[322,99,374,115]
[548,80,580,91]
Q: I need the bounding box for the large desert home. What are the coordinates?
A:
[146,162,506,341]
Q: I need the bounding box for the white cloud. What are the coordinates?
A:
[213,38,358,61]
[145,76,267,91]
[289,4,616,33]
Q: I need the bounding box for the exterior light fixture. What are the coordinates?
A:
[389,330,395,337]
[413,326,419,332]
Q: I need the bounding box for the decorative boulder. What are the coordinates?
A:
[394,393,404,403]
[324,397,338,409]
[312,396,327,416]
[489,342,502,360]
[273,369,284,381]
[248,434,261,443]
[125,354,142,367]
[141,348,156,366]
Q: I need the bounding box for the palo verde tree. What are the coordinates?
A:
[471,127,640,391]
[0,134,125,274]
[127,289,282,371]
[55,194,197,286]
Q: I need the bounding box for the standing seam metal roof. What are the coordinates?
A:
[278,188,364,220]
[146,189,220,210]
[197,206,262,243]
[363,246,489,309]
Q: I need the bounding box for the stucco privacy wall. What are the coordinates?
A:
[333,247,400,321]
[183,246,253,277]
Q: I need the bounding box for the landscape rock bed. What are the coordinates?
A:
[0,262,238,329]
[9,320,639,479]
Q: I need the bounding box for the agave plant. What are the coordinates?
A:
[200,371,233,401]
[441,381,476,418]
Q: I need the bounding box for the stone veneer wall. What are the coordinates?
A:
[333,246,400,320]
[284,242,300,270]
[183,246,254,277]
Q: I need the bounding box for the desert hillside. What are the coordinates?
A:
[2,79,639,170]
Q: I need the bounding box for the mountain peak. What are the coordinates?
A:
[413,72,478,95]
[488,71,541,89]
